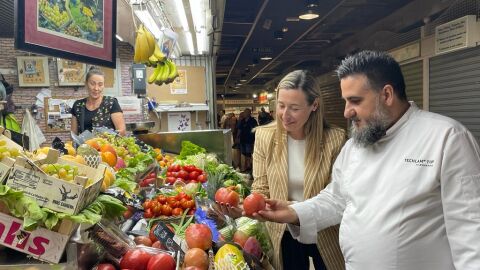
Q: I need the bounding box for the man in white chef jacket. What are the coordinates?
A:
[253,50,480,269]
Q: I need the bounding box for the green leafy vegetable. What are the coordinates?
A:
[178,141,206,160]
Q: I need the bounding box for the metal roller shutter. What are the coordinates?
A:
[429,46,480,143]
[401,60,423,109]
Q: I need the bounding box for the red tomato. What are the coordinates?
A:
[171,164,181,172]
[172,207,183,216]
[152,241,165,249]
[120,249,152,270]
[146,253,176,270]
[185,224,212,250]
[172,171,179,178]
[166,171,173,177]
[181,200,195,210]
[197,174,207,183]
[215,187,240,207]
[189,171,200,180]
[153,204,162,217]
[142,200,152,209]
[188,208,196,215]
[177,170,188,179]
[97,263,116,270]
[144,208,153,219]
[165,176,176,185]
[243,192,266,216]
[156,195,167,204]
[134,236,153,247]
[184,248,209,270]
[161,205,173,216]
[183,165,195,172]
[149,223,158,242]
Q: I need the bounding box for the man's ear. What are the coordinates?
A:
[382,84,395,106]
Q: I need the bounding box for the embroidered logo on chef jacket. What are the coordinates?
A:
[404,158,435,167]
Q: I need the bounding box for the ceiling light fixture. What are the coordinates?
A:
[134,9,162,39]
[252,93,258,98]
[189,0,207,54]
[115,34,123,42]
[239,79,247,82]
[260,56,273,61]
[299,9,319,20]
[174,0,189,32]
[185,32,195,55]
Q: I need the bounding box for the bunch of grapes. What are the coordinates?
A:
[40,163,83,181]
[0,140,21,160]
[39,1,70,28]
[97,133,144,161]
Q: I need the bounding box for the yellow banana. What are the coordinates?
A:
[148,54,159,64]
[155,62,167,85]
[148,65,161,84]
[165,59,178,84]
[153,43,166,61]
[159,61,170,82]
[143,25,156,57]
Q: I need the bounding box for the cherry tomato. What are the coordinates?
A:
[188,171,200,180]
[196,174,207,183]
[183,165,196,172]
[156,195,167,204]
[181,200,195,210]
[172,207,183,216]
[161,205,172,216]
[165,176,176,185]
[144,208,154,219]
[177,170,189,179]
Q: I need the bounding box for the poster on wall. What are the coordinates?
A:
[167,112,191,132]
[16,56,50,87]
[170,70,187,94]
[15,0,117,68]
[57,59,86,86]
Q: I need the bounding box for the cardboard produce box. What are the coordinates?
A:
[0,211,72,264]
[0,132,24,183]
[5,150,106,215]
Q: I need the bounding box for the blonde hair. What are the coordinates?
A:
[274,70,327,162]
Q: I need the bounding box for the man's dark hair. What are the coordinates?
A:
[336,50,407,101]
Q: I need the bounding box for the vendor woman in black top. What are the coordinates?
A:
[71,67,126,136]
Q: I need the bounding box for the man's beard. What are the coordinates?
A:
[349,101,391,147]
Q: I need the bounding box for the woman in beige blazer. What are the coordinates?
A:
[252,70,346,270]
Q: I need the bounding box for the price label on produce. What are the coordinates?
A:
[154,222,186,261]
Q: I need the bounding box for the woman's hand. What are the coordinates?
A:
[217,202,243,219]
[250,199,299,225]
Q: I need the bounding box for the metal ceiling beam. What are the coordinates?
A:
[247,0,348,85]
[263,0,453,88]
[223,0,269,88]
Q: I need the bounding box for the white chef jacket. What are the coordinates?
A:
[288,102,480,270]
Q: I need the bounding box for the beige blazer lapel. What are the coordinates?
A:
[273,130,289,201]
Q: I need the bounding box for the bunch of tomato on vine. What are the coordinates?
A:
[143,192,195,218]
[164,164,207,185]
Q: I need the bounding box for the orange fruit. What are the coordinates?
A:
[85,139,101,151]
[100,144,117,156]
[101,151,117,167]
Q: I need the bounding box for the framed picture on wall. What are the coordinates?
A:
[16,56,50,87]
[57,59,87,86]
[14,0,117,68]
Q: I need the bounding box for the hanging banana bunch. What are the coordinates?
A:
[133,24,179,85]
[133,25,156,64]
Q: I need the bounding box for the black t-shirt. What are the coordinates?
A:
[71,96,122,133]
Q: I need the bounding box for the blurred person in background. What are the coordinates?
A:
[258,107,274,125]
[238,108,258,172]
